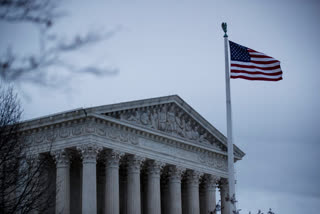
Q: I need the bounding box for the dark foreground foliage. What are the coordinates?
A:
[0,86,55,213]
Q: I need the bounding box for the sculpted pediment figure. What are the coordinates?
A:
[102,102,225,152]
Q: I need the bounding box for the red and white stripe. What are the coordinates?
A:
[230,49,283,81]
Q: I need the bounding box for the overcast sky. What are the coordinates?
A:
[1,0,320,213]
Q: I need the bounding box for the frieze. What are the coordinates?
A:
[107,104,226,152]
[72,125,83,136]
[59,127,70,138]
[46,130,57,142]
[198,152,227,171]
[96,126,106,136]
[119,131,128,142]
[85,122,95,133]
[23,134,33,145]
[34,133,45,143]
[26,121,139,147]
[108,126,120,139]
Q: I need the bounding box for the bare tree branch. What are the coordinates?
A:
[0,0,63,27]
[0,0,119,88]
[0,86,55,213]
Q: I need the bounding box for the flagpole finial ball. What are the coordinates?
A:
[221,22,228,37]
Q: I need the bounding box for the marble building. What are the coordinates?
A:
[21,95,245,214]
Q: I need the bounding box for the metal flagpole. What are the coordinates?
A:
[222,22,237,214]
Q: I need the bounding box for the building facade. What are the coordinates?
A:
[21,95,245,214]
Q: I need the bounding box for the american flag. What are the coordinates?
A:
[229,41,283,81]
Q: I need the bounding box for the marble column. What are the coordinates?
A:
[185,170,201,214]
[160,175,169,214]
[200,174,218,214]
[126,155,144,214]
[104,150,123,214]
[141,172,148,214]
[53,150,70,214]
[78,145,102,214]
[24,154,42,214]
[120,167,127,214]
[167,166,184,214]
[219,179,230,214]
[146,160,162,214]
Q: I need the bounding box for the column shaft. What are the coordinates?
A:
[220,179,230,214]
[146,161,162,214]
[201,174,217,214]
[160,181,169,214]
[167,166,183,214]
[104,151,123,214]
[120,168,127,214]
[53,150,70,214]
[126,155,143,214]
[185,170,200,214]
[204,186,216,213]
[82,160,96,213]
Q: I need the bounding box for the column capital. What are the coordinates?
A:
[184,170,202,186]
[146,160,164,177]
[201,174,219,190]
[104,150,125,168]
[126,155,145,173]
[77,144,102,164]
[25,153,41,165]
[167,165,185,182]
[219,178,229,189]
[51,149,70,167]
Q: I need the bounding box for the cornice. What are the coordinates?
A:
[19,109,87,131]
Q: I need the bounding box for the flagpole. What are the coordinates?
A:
[222,22,237,214]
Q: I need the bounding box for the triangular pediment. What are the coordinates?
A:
[86,95,245,159]
[106,103,225,152]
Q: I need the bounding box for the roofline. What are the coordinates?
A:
[19,95,245,158]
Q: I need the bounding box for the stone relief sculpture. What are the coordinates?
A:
[166,105,176,135]
[140,109,150,126]
[158,105,167,132]
[198,152,227,170]
[150,108,158,129]
[185,120,193,140]
[191,124,200,141]
[199,132,210,144]
[175,110,185,138]
[112,104,223,150]
[127,110,140,123]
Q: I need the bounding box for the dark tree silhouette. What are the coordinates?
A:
[0,0,119,87]
[0,85,55,213]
